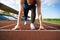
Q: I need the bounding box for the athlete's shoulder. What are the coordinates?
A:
[36,0,40,2]
[36,0,41,4]
[20,0,24,4]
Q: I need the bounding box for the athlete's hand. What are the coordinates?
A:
[12,24,20,30]
[38,25,45,30]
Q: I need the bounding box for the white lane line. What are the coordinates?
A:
[0,29,60,31]
[43,24,58,29]
[0,24,16,28]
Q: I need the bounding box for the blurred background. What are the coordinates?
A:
[0,0,60,24]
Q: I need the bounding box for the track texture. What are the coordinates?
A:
[0,20,60,40]
[0,20,60,30]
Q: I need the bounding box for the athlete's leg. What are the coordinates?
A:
[24,9,29,25]
[31,6,36,23]
[30,6,36,30]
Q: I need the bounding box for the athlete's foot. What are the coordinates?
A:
[24,21,27,25]
[30,23,35,30]
[12,25,20,30]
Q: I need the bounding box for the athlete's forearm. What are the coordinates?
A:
[16,0,24,25]
[36,0,42,26]
[37,6,43,26]
[17,10,22,25]
[38,13,42,26]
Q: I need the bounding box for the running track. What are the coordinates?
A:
[0,20,60,40]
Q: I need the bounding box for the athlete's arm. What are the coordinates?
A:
[12,0,24,30]
[17,0,24,26]
[36,0,44,29]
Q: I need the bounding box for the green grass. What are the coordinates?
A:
[35,18,60,24]
[43,18,60,24]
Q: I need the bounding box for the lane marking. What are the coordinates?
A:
[0,24,16,28]
[0,29,60,31]
[43,24,59,29]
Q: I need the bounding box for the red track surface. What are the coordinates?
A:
[0,20,60,30]
[0,20,60,40]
